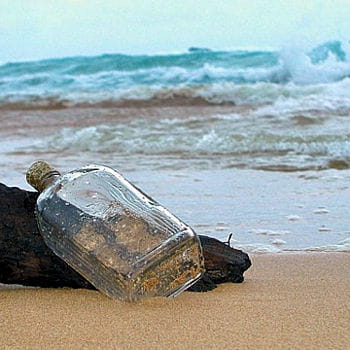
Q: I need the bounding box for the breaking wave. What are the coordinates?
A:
[32,112,350,171]
[1,40,350,110]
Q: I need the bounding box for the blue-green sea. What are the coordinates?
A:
[1,40,350,108]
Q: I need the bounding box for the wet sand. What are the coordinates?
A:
[1,253,349,349]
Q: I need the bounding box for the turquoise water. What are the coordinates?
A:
[1,40,350,108]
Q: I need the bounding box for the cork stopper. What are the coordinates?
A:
[26,161,61,192]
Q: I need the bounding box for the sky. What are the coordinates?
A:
[0,0,350,62]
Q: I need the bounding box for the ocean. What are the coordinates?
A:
[1,40,350,253]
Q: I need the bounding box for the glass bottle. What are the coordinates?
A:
[26,161,204,301]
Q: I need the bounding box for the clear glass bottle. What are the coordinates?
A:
[26,161,204,301]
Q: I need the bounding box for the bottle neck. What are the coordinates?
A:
[39,170,61,192]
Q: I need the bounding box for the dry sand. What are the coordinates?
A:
[1,252,349,349]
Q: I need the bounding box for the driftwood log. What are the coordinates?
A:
[0,183,251,292]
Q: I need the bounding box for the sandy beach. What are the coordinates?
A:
[1,253,349,349]
[2,2,350,349]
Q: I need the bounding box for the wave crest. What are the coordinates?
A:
[28,113,350,171]
[1,40,350,110]
[2,76,350,111]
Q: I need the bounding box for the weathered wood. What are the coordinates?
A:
[0,183,251,292]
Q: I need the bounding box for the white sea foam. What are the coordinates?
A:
[236,243,281,253]
[280,47,350,84]
[305,238,350,252]
[30,106,350,173]
[2,74,350,111]
[249,229,290,236]
[271,239,287,246]
[313,208,330,214]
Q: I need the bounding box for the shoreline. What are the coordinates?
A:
[1,252,349,349]
[1,104,350,253]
